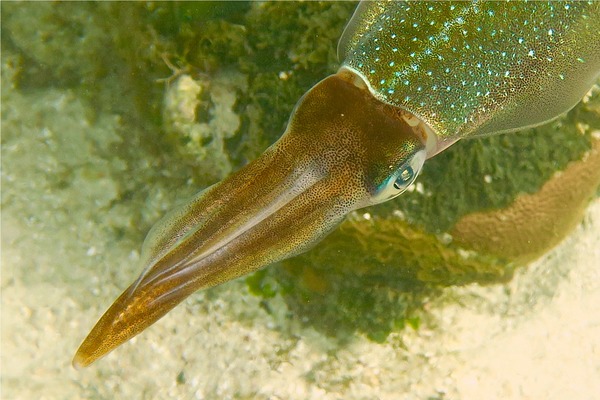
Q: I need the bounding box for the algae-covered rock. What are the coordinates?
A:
[158,1,356,168]
[2,2,110,87]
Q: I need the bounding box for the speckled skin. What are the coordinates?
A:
[74,1,600,367]
[340,1,600,153]
[73,73,426,367]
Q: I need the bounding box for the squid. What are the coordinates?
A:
[74,1,600,368]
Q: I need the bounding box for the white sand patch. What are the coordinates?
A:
[2,201,598,399]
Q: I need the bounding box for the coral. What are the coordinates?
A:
[162,72,247,182]
[452,135,600,263]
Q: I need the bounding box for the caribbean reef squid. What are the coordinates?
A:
[74,1,600,367]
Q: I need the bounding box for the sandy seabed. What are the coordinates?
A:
[1,84,599,399]
[2,196,599,399]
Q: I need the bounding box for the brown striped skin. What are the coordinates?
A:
[73,73,425,368]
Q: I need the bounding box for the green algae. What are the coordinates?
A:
[249,213,514,341]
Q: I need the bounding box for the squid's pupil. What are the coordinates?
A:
[393,166,414,190]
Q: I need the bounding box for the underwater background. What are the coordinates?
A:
[1,2,599,399]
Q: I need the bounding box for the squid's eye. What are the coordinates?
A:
[393,165,417,190]
[371,149,426,204]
